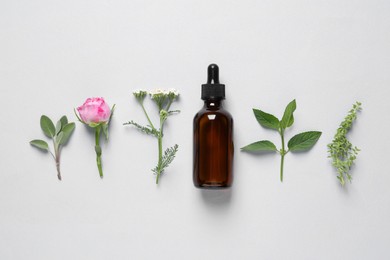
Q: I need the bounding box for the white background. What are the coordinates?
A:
[1,0,390,259]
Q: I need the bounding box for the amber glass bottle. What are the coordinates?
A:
[193,64,234,188]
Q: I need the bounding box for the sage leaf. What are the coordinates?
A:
[59,123,75,145]
[288,131,322,152]
[56,132,64,145]
[56,116,68,134]
[30,139,49,151]
[40,115,56,138]
[55,120,62,135]
[241,140,277,152]
[253,109,280,130]
[60,116,68,126]
[280,100,296,129]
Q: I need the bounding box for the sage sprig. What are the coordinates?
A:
[241,100,322,182]
[30,115,75,180]
[124,89,180,184]
[328,102,362,186]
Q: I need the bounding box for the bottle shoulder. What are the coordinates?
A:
[194,107,233,121]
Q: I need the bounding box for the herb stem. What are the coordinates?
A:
[95,126,103,178]
[56,158,61,180]
[279,129,286,182]
[156,134,163,184]
[280,154,284,182]
[156,114,165,184]
[166,99,173,111]
[52,139,62,180]
[141,102,156,131]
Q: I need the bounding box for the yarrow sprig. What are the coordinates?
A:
[30,115,75,180]
[124,88,180,184]
[75,97,115,178]
[328,102,362,186]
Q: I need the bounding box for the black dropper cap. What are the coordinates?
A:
[201,64,225,100]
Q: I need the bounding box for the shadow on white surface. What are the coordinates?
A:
[200,188,233,209]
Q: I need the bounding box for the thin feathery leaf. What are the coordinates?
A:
[124,120,158,137]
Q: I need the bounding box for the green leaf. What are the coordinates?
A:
[59,123,75,145]
[56,132,64,145]
[124,120,158,137]
[30,139,49,151]
[253,109,280,130]
[40,115,56,138]
[288,131,322,152]
[56,115,68,134]
[102,124,109,140]
[241,140,277,152]
[287,114,294,127]
[280,100,296,129]
[60,116,68,126]
[56,120,62,135]
[108,104,116,124]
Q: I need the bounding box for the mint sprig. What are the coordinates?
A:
[30,115,75,180]
[241,99,322,182]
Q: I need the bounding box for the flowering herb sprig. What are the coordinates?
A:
[241,100,322,182]
[30,115,75,180]
[124,89,180,184]
[75,97,115,178]
[328,102,362,186]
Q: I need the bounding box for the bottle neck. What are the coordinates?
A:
[204,99,223,109]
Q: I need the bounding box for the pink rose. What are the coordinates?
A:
[77,97,111,124]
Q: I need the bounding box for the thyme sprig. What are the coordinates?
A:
[328,102,362,186]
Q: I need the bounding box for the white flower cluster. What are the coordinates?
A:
[133,89,147,95]
[149,88,179,98]
[133,89,148,101]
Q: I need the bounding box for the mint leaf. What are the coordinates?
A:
[40,115,56,138]
[288,131,322,151]
[253,109,280,130]
[241,140,277,152]
[30,139,49,151]
[287,114,294,127]
[280,100,296,129]
[242,99,322,182]
[59,123,75,145]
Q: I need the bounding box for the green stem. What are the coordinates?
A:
[95,126,103,178]
[166,99,173,111]
[156,113,165,184]
[53,140,61,180]
[56,159,61,180]
[156,134,163,184]
[280,154,284,182]
[140,102,156,131]
[280,129,286,182]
